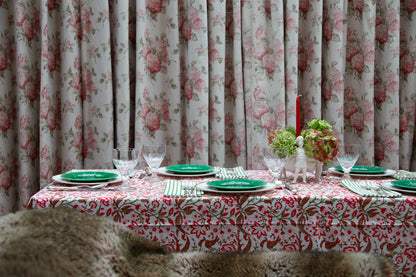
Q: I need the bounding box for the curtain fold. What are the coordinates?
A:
[0,0,415,214]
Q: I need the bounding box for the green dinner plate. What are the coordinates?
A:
[334,165,386,174]
[165,164,214,174]
[60,171,119,182]
[391,180,416,190]
[207,179,267,191]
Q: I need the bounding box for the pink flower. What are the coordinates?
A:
[193,18,203,31]
[186,140,194,158]
[48,52,56,72]
[27,141,37,160]
[0,111,10,131]
[400,54,415,74]
[253,42,268,60]
[145,112,161,131]
[40,161,50,179]
[15,7,26,26]
[324,20,333,41]
[146,0,163,14]
[146,53,161,74]
[25,82,36,101]
[261,113,277,131]
[344,103,358,119]
[41,145,49,159]
[19,115,29,129]
[47,0,56,10]
[400,114,409,133]
[322,80,332,101]
[404,0,416,13]
[73,131,82,148]
[20,132,32,149]
[18,71,29,89]
[231,139,241,157]
[194,78,205,92]
[262,54,275,73]
[71,72,80,89]
[184,79,193,100]
[209,48,220,62]
[47,112,56,131]
[253,102,269,119]
[376,24,388,44]
[346,44,360,61]
[353,0,364,13]
[374,83,386,103]
[23,20,34,41]
[182,21,192,41]
[225,128,234,144]
[351,54,364,73]
[299,0,309,13]
[0,171,12,190]
[350,112,364,132]
[140,102,151,119]
[0,51,7,71]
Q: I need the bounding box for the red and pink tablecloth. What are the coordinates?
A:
[28,170,416,276]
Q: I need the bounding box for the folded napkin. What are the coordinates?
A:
[392,170,416,180]
[215,166,248,179]
[341,180,401,198]
[163,180,202,197]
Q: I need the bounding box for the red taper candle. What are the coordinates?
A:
[296,96,301,137]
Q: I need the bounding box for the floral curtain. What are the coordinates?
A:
[0,0,415,214]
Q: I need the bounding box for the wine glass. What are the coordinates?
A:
[112,148,139,191]
[336,143,360,180]
[263,146,289,185]
[142,144,166,181]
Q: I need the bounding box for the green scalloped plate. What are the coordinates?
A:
[391,180,416,190]
[165,164,214,174]
[334,165,386,174]
[207,179,267,191]
[60,171,119,182]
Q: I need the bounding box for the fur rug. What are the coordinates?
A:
[0,208,397,277]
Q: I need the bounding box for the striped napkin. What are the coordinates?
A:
[215,166,248,179]
[392,170,416,180]
[341,180,401,197]
[163,180,202,197]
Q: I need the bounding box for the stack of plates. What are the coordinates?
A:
[381,180,416,195]
[156,164,219,177]
[328,165,396,177]
[52,171,122,186]
[197,179,275,194]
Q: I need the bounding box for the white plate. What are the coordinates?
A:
[380,181,416,195]
[156,167,220,178]
[52,173,123,186]
[197,182,276,194]
[328,167,396,177]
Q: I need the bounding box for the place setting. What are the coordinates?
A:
[333,144,401,197]
[48,170,123,191]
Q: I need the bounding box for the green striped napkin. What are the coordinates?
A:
[163,180,202,197]
[341,180,401,198]
[215,166,248,179]
[392,170,416,180]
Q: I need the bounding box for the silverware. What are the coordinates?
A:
[47,182,108,191]
[284,183,298,195]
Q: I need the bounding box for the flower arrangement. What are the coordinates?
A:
[268,119,339,164]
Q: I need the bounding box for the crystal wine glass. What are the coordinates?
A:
[263,146,289,185]
[142,143,166,181]
[112,148,139,191]
[336,143,360,180]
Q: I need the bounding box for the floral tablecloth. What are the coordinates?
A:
[28,170,416,276]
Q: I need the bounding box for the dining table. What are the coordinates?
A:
[28,168,416,277]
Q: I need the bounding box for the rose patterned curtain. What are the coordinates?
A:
[0,0,415,214]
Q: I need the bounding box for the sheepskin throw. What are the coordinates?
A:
[0,208,397,277]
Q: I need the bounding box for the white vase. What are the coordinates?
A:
[283,155,323,182]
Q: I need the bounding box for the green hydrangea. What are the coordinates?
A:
[268,128,297,156]
[306,119,333,133]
